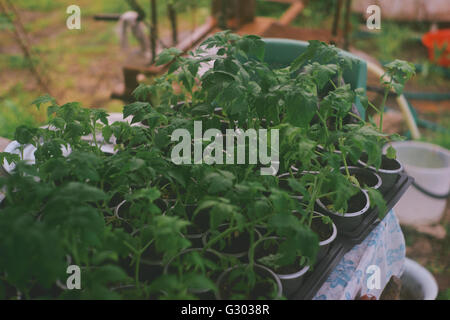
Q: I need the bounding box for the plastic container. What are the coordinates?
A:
[357,154,403,194]
[385,141,450,226]
[422,29,450,67]
[292,173,413,299]
[216,264,283,300]
[400,258,438,300]
[263,38,368,119]
[316,188,371,233]
[251,236,311,298]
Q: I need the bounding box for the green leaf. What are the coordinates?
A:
[0,152,20,165]
[383,59,415,95]
[31,94,56,110]
[156,47,183,66]
[355,87,368,109]
[303,63,338,90]
[58,182,107,202]
[386,145,396,159]
[14,125,37,145]
[102,125,113,143]
[286,92,317,128]
[367,188,387,219]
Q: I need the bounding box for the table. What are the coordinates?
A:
[313,210,405,300]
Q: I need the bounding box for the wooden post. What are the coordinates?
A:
[212,0,256,30]
[168,1,177,45]
[150,0,157,63]
[343,0,352,50]
[219,0,227,29]
[332,0,343,38]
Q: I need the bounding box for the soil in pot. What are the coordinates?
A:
[184,205,210,236]
[217,265,281,300]
[278,172,305,199]
[108,192,125,208]
[357,154,402,193]
[170,205,209,247]
[291,211,336,263]
[310,217,333,242]
[310,214,336,262]
[139,244,164,283]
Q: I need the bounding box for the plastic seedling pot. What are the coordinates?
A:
[251,236,310,298]
[357,154,403,194]
[385,141,450,226]
[312,213,338,263]
[184,205,211,248]
[215,264,283,300]
[138,246,164,283]
[291,211,337,263]
[316,188,370,233]
[169,204,210,248]
[277,171,308,200]
[339,166,382,191]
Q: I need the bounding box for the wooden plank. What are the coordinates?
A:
[113,18,217,100]
[279,1,304,26]
[176,17,216,52]
[262,0,299,4]
[93,14,121,21]
[262,22,334,43]
[236,16,275,36]
[212,0,256,29]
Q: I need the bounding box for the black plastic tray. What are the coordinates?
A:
[291,172,413,300]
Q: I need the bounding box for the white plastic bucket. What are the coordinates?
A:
[384,141,450,226]
[400,258,438,300]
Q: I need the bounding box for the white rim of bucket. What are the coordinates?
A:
[403,257,438,300]
[340,166,383,190]
[384,141,450,175]
[316,188,370,217]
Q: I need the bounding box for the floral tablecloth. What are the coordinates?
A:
[313,210,405,300]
